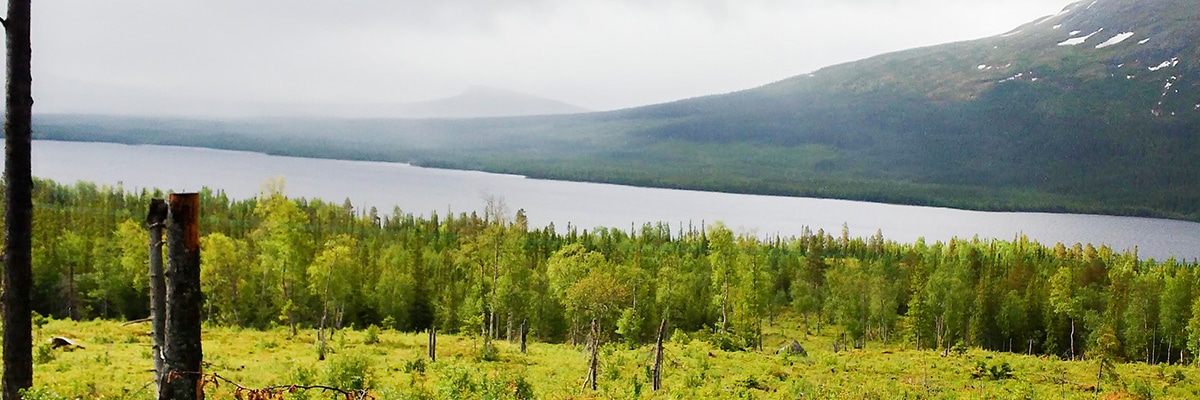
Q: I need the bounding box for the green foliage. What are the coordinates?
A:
[18,386,68,400]
[437,363,478,399]
[670,328,691,345]
[33,343,55,365]
[18,177,1200,371]
[325,351,373,391]
[403,357,427,374]
[970,361,1013,381]
[477,339,500,362]
[287,364,317,400]
[364,325,381,345]
[30,316,1200,399]
[33,311,49,330]
[734,375,770,391]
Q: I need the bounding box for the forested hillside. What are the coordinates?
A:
[31,0,1200,221]
[18,178,1200,365]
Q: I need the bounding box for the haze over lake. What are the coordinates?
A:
[32,140,1200,261]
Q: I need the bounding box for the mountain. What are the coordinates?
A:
[382,85,590,119]
[31,0,1200,220]
[605,0,1200,217]
[241,86,589,119]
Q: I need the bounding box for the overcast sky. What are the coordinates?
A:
[29,0,1074,116]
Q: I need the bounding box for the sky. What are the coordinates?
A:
[29,0,1075,116]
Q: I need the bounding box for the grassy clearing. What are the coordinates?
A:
[23,317,1200,399]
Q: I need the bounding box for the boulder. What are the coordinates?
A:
[49,336,83,350]
[777,339,807,356]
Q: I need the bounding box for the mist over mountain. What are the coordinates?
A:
[246,86,590,119]
[332,86,590,119]
[33,0,1200,220]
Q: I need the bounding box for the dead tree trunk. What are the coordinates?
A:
[652,319,667,391]
[428,326,437,362]
[506,312,513,342]
[2,1,35,398]
[147,199,168,390]
[316,254,335,361]
[159,193,203,400]
[585,319,599,391]
[520,319,528,354]
[66,263,77,320]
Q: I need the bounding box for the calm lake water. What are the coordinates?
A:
[30,140,1200,261]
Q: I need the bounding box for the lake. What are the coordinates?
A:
[30,140,1200,261]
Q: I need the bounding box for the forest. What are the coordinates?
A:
[14,177,1200,367]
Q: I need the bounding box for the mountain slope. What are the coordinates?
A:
[32,0,1200,220]
[606,0,1200,217]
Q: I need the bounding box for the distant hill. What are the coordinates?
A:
[242,86,589,119]
[385,85,589,118]
[31,0,1200,221]
[309,86,590,119]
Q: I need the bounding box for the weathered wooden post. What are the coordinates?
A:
[428,326,437,362]
[160,193,203,400]
[652,318,667,391]
[585,319,598,391]
[146,199,168,390]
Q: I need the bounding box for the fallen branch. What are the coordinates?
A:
[121,317,152,326]
[168,371,375,400]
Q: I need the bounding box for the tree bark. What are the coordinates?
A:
[317,253,334,361]
[2,1,34,398]
[1070,318,1076,361]
[428,326,436,362]
[585,319,598,391]
[519,319,528,354]
[147,199,168,391]
[652,319,667,391]
[159,194,204,400]
[66,262,76,320]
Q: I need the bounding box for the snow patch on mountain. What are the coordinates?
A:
[1058,28,1103,46]
[1148,57,1180,72]
[1095,32,1135,49]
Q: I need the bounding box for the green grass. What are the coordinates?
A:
[22,316,1200,399]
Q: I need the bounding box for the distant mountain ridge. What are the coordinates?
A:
[389,85,589,118]
[30,0,1200,221]
[327,86,590,119]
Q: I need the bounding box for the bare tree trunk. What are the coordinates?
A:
[720,285,729,335]
[66,263,77,320]
[428,326,437,362]
[490,271,498,340]
[570,316,578,347]
[585,319,598,391]
[1070,318,1076,361]
[147,199,168,390]
[317,254,335,361]
[159,194,204,400]
[480,263,488,339]
[652,319,667,391]
[519,319,528,354]
[2,1,34,398]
